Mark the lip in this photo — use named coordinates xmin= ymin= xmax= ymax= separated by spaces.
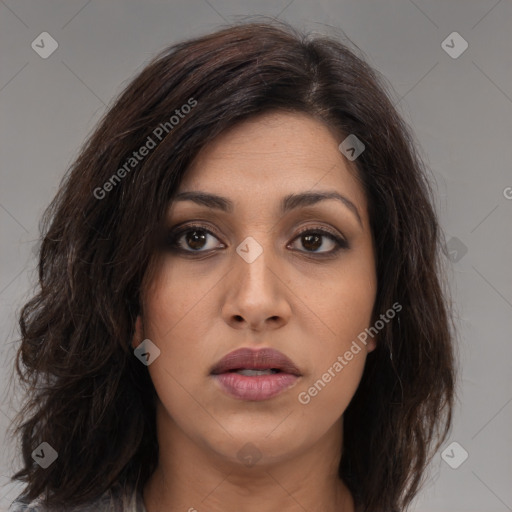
xmin=210 ymin=347 xmax=302 ymax=401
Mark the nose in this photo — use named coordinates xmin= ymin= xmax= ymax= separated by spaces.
xmin=220 ymin=238 xmax=292 ymax=333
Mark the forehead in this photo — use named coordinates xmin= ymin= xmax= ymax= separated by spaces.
xmin=175 ymin=111 xmax=368 ymax=219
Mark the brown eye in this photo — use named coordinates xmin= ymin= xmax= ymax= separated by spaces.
xmin=166 ymin=224 xmax=348 ymax=257
xmin=301 ymin=233 xmax=323 ymax=252
xmin=167 ymin=224 xmax=224 ymax=253
xmin=289 ymin=228 xmax=349 ymax=254
xmin=182 ymin=229 xmax=208 ymax=251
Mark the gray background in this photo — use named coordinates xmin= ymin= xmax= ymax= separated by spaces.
xmin=1 ymin=1 xmax=511 ymax=511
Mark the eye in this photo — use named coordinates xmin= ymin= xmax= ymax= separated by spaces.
xmin=166 ymin=224 xmax=349 ymax=255
xmin=288 ymin=226 xmax=349 ymax=254
xmin=168 ymin=224 xmax=224 ymax=253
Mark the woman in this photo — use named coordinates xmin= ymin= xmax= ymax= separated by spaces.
xmin=7 ymin=19 xmax=456 ymax=512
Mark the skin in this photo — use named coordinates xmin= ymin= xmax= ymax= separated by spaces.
xmin=132 ymin=111 xmax=378 ymax=512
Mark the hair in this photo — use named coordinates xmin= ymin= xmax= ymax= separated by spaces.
xmin=7 ymin=17 xmax=457 ymax=512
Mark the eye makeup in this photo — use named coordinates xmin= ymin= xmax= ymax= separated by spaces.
xmin=162 ymin=221 xmax=350 ymax=258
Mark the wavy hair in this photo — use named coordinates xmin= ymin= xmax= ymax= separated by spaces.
xmin=7 ymin=18 xmax=457 ymax=512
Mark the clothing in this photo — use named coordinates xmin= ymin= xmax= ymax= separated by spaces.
xmin=7 ymin=482 xmax=147 ymax=512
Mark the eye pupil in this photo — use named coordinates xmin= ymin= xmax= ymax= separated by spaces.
xmin=302 ymin=233 xmax=321 ymax=251
xmin=187 ymin=230 xmax=207 ymax=250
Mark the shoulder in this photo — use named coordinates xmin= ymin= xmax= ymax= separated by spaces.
xmin=7 ymin=482 xmax=144 ymax=512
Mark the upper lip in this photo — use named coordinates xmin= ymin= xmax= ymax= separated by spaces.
xmin=210 ymin=347 xmax=302 ymax=376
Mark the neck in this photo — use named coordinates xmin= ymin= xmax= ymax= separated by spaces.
xmin=143 ymin=402 xmax=355 ymax=512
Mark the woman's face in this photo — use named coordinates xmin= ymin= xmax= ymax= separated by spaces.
xmin=135 ymin=111 xmax=377 ymax=468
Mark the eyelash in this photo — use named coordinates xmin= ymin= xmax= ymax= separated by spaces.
xmin=166 ymin=223 xmax=349 ymax=257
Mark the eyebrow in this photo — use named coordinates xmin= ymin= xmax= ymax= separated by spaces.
xmin=173 ymin=190 xmax=363 ymax=228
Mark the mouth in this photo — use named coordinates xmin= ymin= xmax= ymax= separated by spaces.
xmin=210 ymin=347 xmax=302 ymax=401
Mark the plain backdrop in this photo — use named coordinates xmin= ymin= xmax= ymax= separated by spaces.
xmin=1 ymin=1 xmax=511 ymax=511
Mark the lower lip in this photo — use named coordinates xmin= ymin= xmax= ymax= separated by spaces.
xmin=211 ymin=372 xmax=300 ymax=401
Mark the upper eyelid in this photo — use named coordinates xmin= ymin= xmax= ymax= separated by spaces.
xmin=169 ymin=222 xmax=344 ymax=239
xmin=169 ymin=223 xmax=223 ymax=241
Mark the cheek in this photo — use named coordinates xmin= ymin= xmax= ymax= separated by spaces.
xmin=295 ymin=272 xmax=374 ymax=417
xmin=142 ymin=304 xmax=212 ymax=437
xmin=296 ymin=351 xmax=366 ymax=435
xmin=294 ymin=259 xmax=376 ymax=416
xmin=143 ymin=261 xmax=218 ymax=341
xmin=141 ymin=262 xmax=223 ymax=404
xmin=140 ymin=274 xmax=197 ymax=395
xmin=308 ymin=258 xmax=377 ymax=350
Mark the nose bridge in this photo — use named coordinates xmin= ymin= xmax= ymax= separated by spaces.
xmin=235 ymin=234 xmax=274 ymax=294
xmin=222 ymin=233 xmax=290 ymax=330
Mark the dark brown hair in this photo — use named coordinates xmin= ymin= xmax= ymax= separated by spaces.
xmin=7 ymin=18 xmax=456 ymax=512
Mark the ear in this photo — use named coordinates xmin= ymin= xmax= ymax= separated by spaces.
xmin=366 ymin=335 xmax=377 ymax=353
xmin=131 ymin=315 xmax=144 ymax=350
